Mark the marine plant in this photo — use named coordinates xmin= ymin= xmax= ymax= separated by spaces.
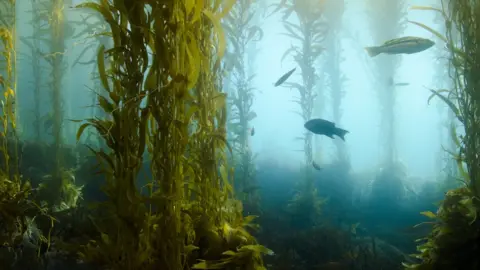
xmin=74 ymin=0 xmax=270 ymax=269
xmin=404 ymin=1 xmax=480 ymax=268
xmin=20 ymin=0 xmax=44 ymax=142
xmin=28 ymin=0 xmax=84 ymax=212
xmin=222 ymin=0 xmax=263 ymax=213
xmin=365 ymin=0 xmax=406 ymax=167
xmin=0 ymin=0 xmax=52 ymax=264
xmin=270 ymin=0 xmax=328 ymax=228
xmin=323 ymin=0 xmax=348 ymax=163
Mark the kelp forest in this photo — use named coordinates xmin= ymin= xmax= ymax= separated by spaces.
xmin=0 ymin=0 xmax=479 ymax=269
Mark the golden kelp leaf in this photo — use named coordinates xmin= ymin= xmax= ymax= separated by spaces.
xmin=243 ymin=215 xmax=258 ymax=224
xmin=408 ymin=20 xmax=447 ymax=43
xmin=98 ymin=95 xmax=115 ymax=113
xmin=192 ymin=0 xmax=204 ymax=23
xmin=3 ymin=87 xmax=14 ymax=98
xmin=137 ymin=108 xmax=150 ymax=158
xmin=203 ymin=10 xmax=226 ymax=60
xmin=97 ymin=45 xmax=111 ymax=92
xmin=450 ymin=123 xmax=461 ymax=148
xmin=420 ymin=211 xmax=436 ymax=219
xmin=144 ymin=65 xmax=157 ymax=91
xmin=185 ymin=0 xmax=195 ymax=16
xmin=212 ymin=93 xmax=226 ymax=110
xmin=217 ymin=0 xmax=237 ymax=19
xmin=192 ymin=260 xmax=227 ymax=269
xmin=76 ymin=123 xmax=90 ymax=142
xmin=219 ymin=164 xmax=228 ymax=184
xmin=100 ymin=233 xmax=109 ymax=244
xmin=184 ymin=244 xmax=199 ymax=254
xmin=457 ymin=158 xmax=470 ymax=182
xmin=186 ymin=33 xmax=201 ymax=89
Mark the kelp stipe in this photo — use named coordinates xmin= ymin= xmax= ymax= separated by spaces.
xmin=269 ymin=0 xmax=328 ymax=228
xmin=222 ymin=0 xmax=263 ymax=214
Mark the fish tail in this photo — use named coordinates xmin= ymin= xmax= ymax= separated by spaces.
xmin=365 ymin=46 xmax=382 ymax=57
xmin=335 ymin=128 xmax=349 ymax=141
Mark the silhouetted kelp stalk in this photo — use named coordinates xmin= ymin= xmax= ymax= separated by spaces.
xmin=323 ymin=0 xmax=348 ymax=164
xmin=74 ymin=0 xmax=270 ymax=269
xmin=405 ymin=1 xmax=480 ymax=268
xmin=365 ymin=0 xmax=406 ymax=168
xmin=19 ymin=0 xmax=44 ymax=142
xmin=268 ymin=0 xmax=328 ymax=228
xmin=0 ymin=0 xmax=53 ymax=260
xmin=222 ymin=0 xmax=263 ymax=212
xmin=26 ymin=0 xmax=84 ymax=212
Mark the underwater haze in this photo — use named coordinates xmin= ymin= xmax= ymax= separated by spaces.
xmin=0 ymin=0 xmax=473 ymax=269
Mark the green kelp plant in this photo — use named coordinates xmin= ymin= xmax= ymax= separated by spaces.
xmin=405 ymin=1 xmax=480 ymax=269
xmin=21 ymin=0 xmax=84 ymax=212
xmin=271 ymin=0 xmax=327 ymax=228
xmin=223 ymin=0 xmax=263 ymax=213
xmin=365 ymin=0 xmax=408 ymax=207
xmin=0 ymin=0 xmax=51 ymax=266
xmin=20 ymin=0 xmax=44 ymax=142
xmin=74 ymin=0 xmax=271 ymax=269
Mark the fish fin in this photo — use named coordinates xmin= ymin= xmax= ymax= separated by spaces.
xmin=335 ymin=128 xmax=349 ymax=141
xmin=325 ymin=133 xmax=335 ymax=139
xmin=365 ymin=46 xmax=381 ymax=57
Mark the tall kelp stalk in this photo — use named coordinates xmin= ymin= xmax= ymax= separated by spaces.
xmin=50 ymin=0 xmax=65 ymax=177
xmin=30 ymin=0 xmax=83 ymax=211
xmin=223 ymin=0 xmax=263 ymax=213
xmin=324 ymin=0 xmax=347 ymax=163
xmin=75 ymin=1 xmax=270 ymax=269
xmin=405 ymin=1 xmax=480 ymax=268
xmin=366 ymin=0 xmax=406 ymax=167
xmin=21 ymin=0 xmax=44 ymax=142
xmin=271 ymin=0 xmax=327 ymax=228
xmin=0 ymin=0 xmax=50 ymax=262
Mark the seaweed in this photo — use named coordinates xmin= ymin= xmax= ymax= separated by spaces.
xmin=74 ymin=1 xmax=269 ymax=269
xmin=270 ymin=0 xmax=328 ymax=228
xmin=405 ymin=1 xmax=480 ymax=268
xmin=222 ymin=0 xmax=263 ymax=214
xmin=365 ymin=0 xmax=406 ymax=167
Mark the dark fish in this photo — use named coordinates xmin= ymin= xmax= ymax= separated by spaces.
xmin=312 ymin=161 xmax=321 ymax=170
xmin=250 ymin=126 xmax=255 ymax=136
xmin=365 ymin=36 xmax=434 ymax=57
xmin=304 ymin=118 xmax=349 ymax=141
xmin=274 ymin=67 xmax=296 ymax=86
